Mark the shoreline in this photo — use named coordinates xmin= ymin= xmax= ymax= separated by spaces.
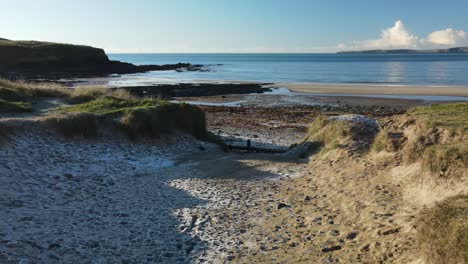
xmin=276 ymin=83 xmax=468 ymax=97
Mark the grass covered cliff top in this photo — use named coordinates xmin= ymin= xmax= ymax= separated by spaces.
xmin=0 ymin=39 xmax=109 ymax=67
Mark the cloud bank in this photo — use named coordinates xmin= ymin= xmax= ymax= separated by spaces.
xmin=343 ymin=20 xmax=466 ymax=51
xmin=424 ymin=28 xmax=466 ymax=46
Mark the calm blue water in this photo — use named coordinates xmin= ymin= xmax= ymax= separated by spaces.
xmin=107 ymin=53 xmax=468 ymax=86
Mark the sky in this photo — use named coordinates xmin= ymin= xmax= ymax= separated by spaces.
xmin=1 ymin=0 xmax=468 ymax=53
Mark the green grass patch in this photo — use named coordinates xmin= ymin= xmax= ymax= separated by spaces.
xmin=58 ymin=96 xmax=160 ymax=115
xmin=0 ymin=99 xmax=32 ymax=113
xmin=409 ymin=103 xmax=468 ymax=132
xmin=417 ymin=195 xmax=468 ymax=264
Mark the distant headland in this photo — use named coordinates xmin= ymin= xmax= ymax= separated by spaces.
xmin=0 ymin=38 xmax=205 ymax=80
xmin=337 ymin=47 xmax=468 ymax=54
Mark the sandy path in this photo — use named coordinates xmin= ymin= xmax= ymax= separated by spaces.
xmin=279 ymin=83 xmax=468 ymax=97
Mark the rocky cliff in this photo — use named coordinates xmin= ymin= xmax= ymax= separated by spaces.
xmin=0 ymin=39 xmax=203 ymax=79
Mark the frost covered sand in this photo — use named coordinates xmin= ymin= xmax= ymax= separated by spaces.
xmin=0 ymin=121 xmax=304 ymax=263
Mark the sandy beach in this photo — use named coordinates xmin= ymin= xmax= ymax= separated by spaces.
xmin=279 ymin=83 xmax=468 ymax=97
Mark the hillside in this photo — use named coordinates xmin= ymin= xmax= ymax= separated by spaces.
xmin=337 ymin=46 xmax=468 ymax=54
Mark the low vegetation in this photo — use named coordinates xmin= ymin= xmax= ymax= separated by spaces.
xmin=0 ymin=99 xmax=32 ymax=113
xmin=0 ymin=79 xmax=209 ymax=140
xmin=409 ymin=103 xmax=468 ymax=132
xmin=51 ymin=96 xmax=208 ymax=139
xmin=0 ymin=79 xmax=69 ymax=113
xmin=0 ymin=79 xmax=69 ymax=100
xmin=417 ymin=195 xmax=468 ymax=264
xmin=302 ymin=115 xmax=374 ymax=153
xmin=372 ymin=103 xmax=467 ymax=179
xmin=46 ymin=113 xmax=100 ymax=138
xmin=422 ymin=145 xmax=468 ymax=178
xmin=58 ymin=96 xmax=160 ymax=115
xmin=121 ymin=103 xmax=207 ymax=139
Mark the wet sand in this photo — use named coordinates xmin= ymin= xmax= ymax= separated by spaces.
xmin=279 ymin=83 xmax=468 ymax=97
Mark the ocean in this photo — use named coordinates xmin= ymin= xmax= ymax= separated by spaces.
xmin=107 ymin=53 xmax=468 ymax=87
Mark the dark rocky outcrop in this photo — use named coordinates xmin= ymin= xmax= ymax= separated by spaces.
xmin=0 ymin=39 xmax=205 ymax=79
xmin=119 ymin=83 xmax=272 ymax=99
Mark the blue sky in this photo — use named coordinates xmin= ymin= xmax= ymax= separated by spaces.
xmin=1 ymin=0 xmax=467 ymax=53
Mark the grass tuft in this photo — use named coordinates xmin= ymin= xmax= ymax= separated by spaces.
xmin=0 ymin=78 xmax=69 ymax=100
xmin=417 ymin=195 xmax=468 ymax=264
xmin=409 ymin=103 xmax=468 ymax=132
xmin=0 ymin=78 xmax=69 ymax=112
xmin=303 ymin=115 xmax=372 ymax=152
xmin=67 ymin=87 xmax=134 ymax=104
xmin=422 ymin=145 xmax=468 ymax=178
xmin=0 ymin=99 xmax=32 ymax=113
xmin=46 ymin=113 xmax=99 ymax=138
xmin=59 ymin=96 xmax=160 ymax=115
xmin=120 ymin=102 xmax=207 ymax=139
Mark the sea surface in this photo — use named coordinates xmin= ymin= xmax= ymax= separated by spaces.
xmin=107 ymin=53 xmax=468 ymax=86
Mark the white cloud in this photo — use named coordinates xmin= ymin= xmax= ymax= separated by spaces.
xmin=350 ymin=20 xmax=419 ymax=50
xmin=340 ymin=20 xmax=466 ymax=51
xmin=423 ymin=28 xmax=466 ymax=46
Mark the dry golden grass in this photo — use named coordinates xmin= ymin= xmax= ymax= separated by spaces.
xmin=417 ymin=195 xmax=468 ymax=264
xmin=302 ymin=115 xmax=373 ymax=153
xmin=0 ymin=78 xmax=70 ymax=100
xmin=0 ymin=78 xmax=70 ymax=113
xmin=422 ymin=145 xmax=468 ymax=179
xmin=68 ymin=86 xmax=133 ymax=104
xmin=371 ymin=103 xmax=467 ymax=179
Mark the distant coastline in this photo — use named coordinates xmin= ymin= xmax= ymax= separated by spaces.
xmin=337 ymin=46 xmax=468 ymax=54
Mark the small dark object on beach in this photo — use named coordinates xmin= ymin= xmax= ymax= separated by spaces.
xmin=277 ymin=202 xmax=290 ymax=210
xmin=247 ymin=139 xmax=251 ymax=149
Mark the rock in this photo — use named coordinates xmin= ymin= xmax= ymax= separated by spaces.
xmin=360 ymin=244 xmax=370 ymax=252
xmin=121 ymin=83 xmax=271 ymax=99
xmin=304 ymin=195 xmax=311 ymax=201
xmin=378 ymin=228 xmax=400 ymax=236
xmin=85 ymin=240 xmax=99 ymax=248
xmin=329 ymin=230 xmax=340 ymax=236
xmin=346 ymin=232 xmax=358 ymax=240
xmin=277 ymin=202 xmax=290 ymax=210
xmin=48 ymin=243 xmax=61 ymax=250
xmin=64 ymin=173 xmax=74 ymax=180
xmin=321 ymin=245 xmax=342 ymax=252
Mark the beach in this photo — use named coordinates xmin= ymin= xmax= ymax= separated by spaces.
xmin=278 ymin=83 xmax=468 ymax=97
xmin=1 ymin=39 xmax=467 ymax=263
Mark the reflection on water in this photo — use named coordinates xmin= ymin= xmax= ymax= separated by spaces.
xmin=384 ymin=62 xmax=405 ymax=84
xmin=427 ymin=61 xmax=451 ymax=83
